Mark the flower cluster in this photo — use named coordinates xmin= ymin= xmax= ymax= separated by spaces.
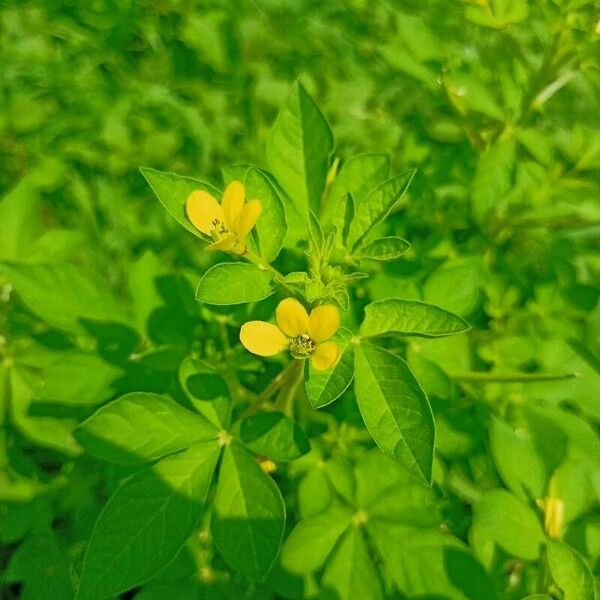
xmin=186 ymin=184 xmax=341 ymax=372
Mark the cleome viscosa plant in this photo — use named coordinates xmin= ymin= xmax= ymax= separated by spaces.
xmin=73 ymin=82 xmax=471 ymax=599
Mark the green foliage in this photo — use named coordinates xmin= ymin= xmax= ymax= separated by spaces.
xmin=354 ymin=341 xmax=435 ymax=484
xmin=195 ymin=263 xmax=274 ymax=305
xmin=1 ymin=0 xmax=599 ymax=598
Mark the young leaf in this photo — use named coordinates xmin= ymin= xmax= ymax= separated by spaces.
xmin=305 ymin=328 xmax=355 ymax=408
xmin=360 ymin=299 xmax=469 ymax=338
xmin=222 ymin=165 xmax=287 ymax=262
xmin=195 ymin=263 xmax=274 ymax=305
xmin=354 ymin=341 xmax=435 ymax=484
xmin=75 ymin=392 xmax=218 ymax=465
xmin=471 ymin=489 xmax=545 ymax=560
xmin=323 ymin=153 xmax=390 ymax=230
xmin=308 ymin=209 xmax=325 ymax=250
xmin=239 ymin=411 xmax=310 ymax=461
xmin=358 ymin=237 xmax=410 ymax=261
xmin=322 ymin=525 xmax=383 ymax=600
xmin=75 ymin=442 xmax=220 ymax=600
xmin=281 ymin=505 xmax=352 ymax=574
xmin=211 ymin=442 xmax=285 ymax=579
xmin=547 ymin=540 xmax=596 ymax=600
xmin=266 ymin=81 xmax=333 ymax=215
xmin=140 ymin=167 xmax=221 ymax=238
xmin=347 ymin=170 xmax=415 ymax=251
xmin=179 ymin=356 xmax=231 ymax=429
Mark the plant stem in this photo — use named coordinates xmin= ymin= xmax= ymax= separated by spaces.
xmin=275 ymin=360 xmax=304 ymax=417
xmin=450 ymin=372 xmax=578 ymax=383
xmin=244 ymin=360 xmax=302 ymax=415
xmin=244 ymin=250 xmax=295 ymax=294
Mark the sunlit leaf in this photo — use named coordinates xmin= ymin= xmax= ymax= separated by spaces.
xmin=75 ymin=392 xmax=218 ymax=465
xmin=76 ymin=442 xmax=220 ymax=599
xmin=354 ymin=341 xmax=435 ymax=484
xmin=195 ymin=263 xmax=274 ymax=305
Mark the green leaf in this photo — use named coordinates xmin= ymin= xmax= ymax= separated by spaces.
xmin=127 ymin=250 xmax=169 ymax=335
xmin=266 ymin=81 xmax=333 ymax=215
xmin=10 ymin=368 xmax=80 ymax=456
xmin=305 ymin=328 xmax=355 ymax=408
xmin=76 ymin=442 xmax=220 ymax=600
xmin=547 ymin=540 xmax=596 ymax=600
xmin=471 ymin=489 xmax=545 ymax=560
xmin=423 ymin=265 xmax=478 ymax=316
xmin=322 ymin=153 xmax=390 ymax=235
xmin=239 ymin=411 xmax=310 ymax=461
xmin=490 ymin=417 xmax=545 ymax=501
xmin=327 ymin=154 xmax=390 ymax=210
xmin=322 ymin=526 xmax=382 ymax=600
xmin=354 ymin=341 xmax=435 ymax=484
xmin=360 ymin=299 xmax=470 ymax=338
xmin=4 ymin=532 xmax=74 ymax=599
xmin=298 ymin=468 xmax=333 ymax=519
xmin=358 ymin=236 xmax=410 ymax=261
xmin=471 ymin=139 xmax=516 ymax=223
xmin=355 ymin=451 xmax=440 ymax=526
xmin=195 ymin=263 xmax=274 ymax=305
xmin=222 ymin=165 xmax=287 ymax=262
xmin=445 ymin=73 xmax=504 ymax=120
xmin=0 ymin=179 xmax=42 ymax=261
xmin=369 ymin=525 xmax=496 ymax=600
xmin=464 ymin=0 xmax=528 ymax=28
xmin=30 ymin=351 xmax=122 ymax=407
xmin=347 ymin=170 xmax=415 ymax=251
xmin=0 ymin=262 xmax=127 ymax=333
xmin=281 ymin=505 xmax=352 ymax=574
xmin=179 ymin=356 xmax=231 ymax=429
xmin=75 ymin=392 xmax=218 ymax=465
xmin=211 ymin=442 xmax=285 ymax=579
xmin=140 ymin=167 xmax=221 ymax=238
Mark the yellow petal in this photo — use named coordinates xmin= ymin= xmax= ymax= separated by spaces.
xmin=186 ymin=191 xmax=224 ymax=236
xmin=232 ymin=199 xmax=262 ymax=237
xmin=276 ymin=298 xmax=309 ymax=337
xmin=311 ymin=341 xmax=340 ymax=371
xmin=308 ymin=304 xmax=340 ymax=342
xmin=240 ymin=321 xmax=288 ymax=357
xmin=205 ymin=235 xmax=238 ymax=252
xmin=222 ymin=181 xmax=245 ymax=228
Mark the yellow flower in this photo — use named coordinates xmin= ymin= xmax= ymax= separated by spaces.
xmin=186 ymin=181 xmax=261 ymax=255
xmin=240 ymin=298 xmax=341 ymax=371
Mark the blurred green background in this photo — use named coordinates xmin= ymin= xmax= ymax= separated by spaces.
xmin=1 ymin=0 xmax=599 ymax=599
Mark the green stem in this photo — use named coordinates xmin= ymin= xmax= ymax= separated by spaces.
xmin=536 ymin=544 xmax=550 ymax=594
xmin=244 ymin=250 xmax=295 ymax=295
xmin=275 ymin=360 xmax=304 ymax=417
xmin=450 ymin=372 xmax=578 ymax=383
xmin=244 ymin=359 xmax=301 ymax=415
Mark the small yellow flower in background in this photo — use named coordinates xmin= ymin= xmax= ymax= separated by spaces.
xmin=186 ymin=180 xmax=261 ymax=255
xmin=240 ymin=298 xmax=341 ymax=371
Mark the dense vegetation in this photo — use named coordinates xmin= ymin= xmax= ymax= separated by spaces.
xmin=1 ymin=1 xmax=599 ymax=599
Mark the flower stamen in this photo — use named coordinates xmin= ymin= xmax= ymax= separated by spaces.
xmin=289 ymin=333 xmax=316 ymax=359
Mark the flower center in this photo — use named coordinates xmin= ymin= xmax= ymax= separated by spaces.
xmin=210 ymin=218 xmax=231 ymax=240
xmin=289 ymin=333 xmax=316 ymax=359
